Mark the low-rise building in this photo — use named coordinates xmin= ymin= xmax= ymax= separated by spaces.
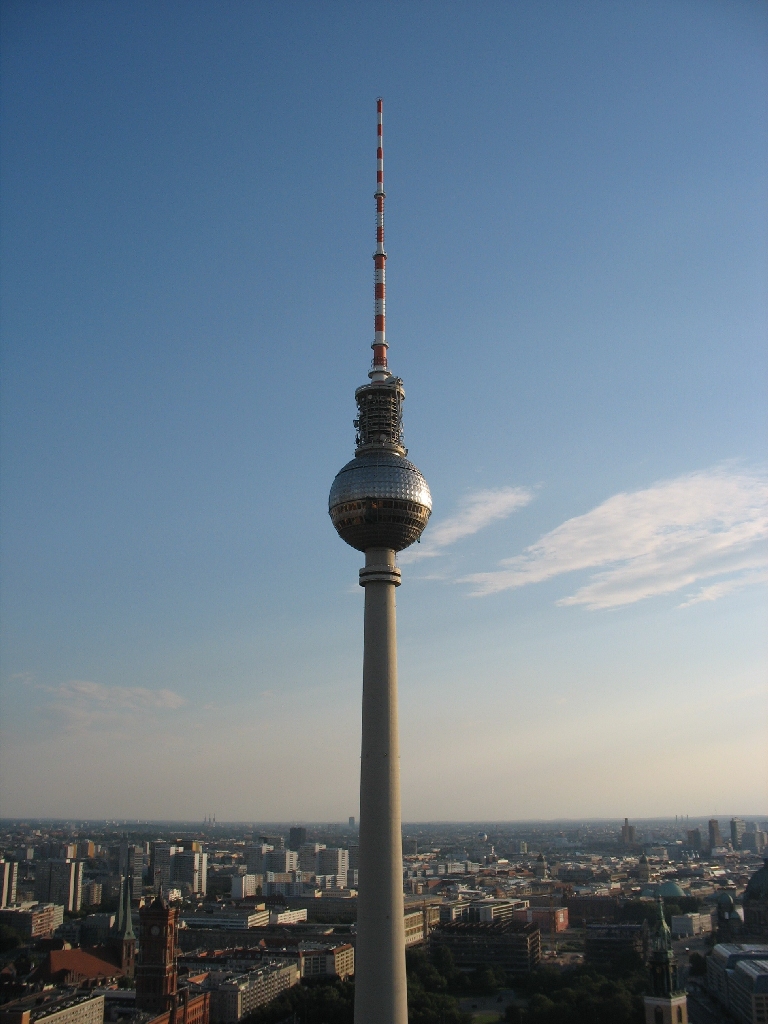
xmin=206 ymin=961 xmax=299 ymax=1023
xmin=0 ymin=993 xmax=104 ymax=1024
xmin=566 ymin=895 xmax=620 ymax=926
xmin=268 ymin=908 xmax=307 ymax=926
xmin=512 ymin=906 xmax=569 ymax=934
xmin=403 ymin=905 xmax=441 ymax=947
xmin=707 ymin=944 xmax=768 ymax=1011
xmin=299 ymin=944 xmax=354 ymax=981
xmin=728 ymin=958 xmax=768 ymax=1024
xmin=671 ymin=912 xmax=712 ymax=938
xmin=585 ymin=923 xmax=649 ymax=970
xmin=282 ymin=894 xmax=357 ymax=923
xmin=429 ymin=920 xmax=541 ymax=975
xmin=0 ymin=903 xmax=64 ymax=939
xmin=80 ymin=912 xmax=116 ymax=945
xmin=230 ymin=875 xmax=261 ymax=900
xmin=181 ymin=909 xmax=269 ymax=930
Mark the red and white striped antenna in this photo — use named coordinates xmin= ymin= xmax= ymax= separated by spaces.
xmin=371 ymin=97 xmax=389 ymax=379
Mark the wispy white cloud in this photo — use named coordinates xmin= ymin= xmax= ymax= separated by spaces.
xmin=400 ymin=486 xmax=533 ymax=563
xmin=40 ymin=680 xmax=186 ymax=732
xmin=462 ymin=466 xmax=768 ymax=609
xmin=678 ymin=568 xmax=768 ymax=608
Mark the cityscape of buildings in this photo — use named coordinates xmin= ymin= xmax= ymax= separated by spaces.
xmin=0 ymin=817 xmax=767 ymax=1023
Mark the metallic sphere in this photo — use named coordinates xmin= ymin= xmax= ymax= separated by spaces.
xmin=329 ymin=451 xmax=432 ymax=552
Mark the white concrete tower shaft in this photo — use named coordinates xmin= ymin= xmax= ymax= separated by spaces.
xmin=355 ymin=547 xmax=408 ymax=1024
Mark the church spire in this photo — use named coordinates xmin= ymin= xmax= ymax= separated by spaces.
xmin=118 ymin=873 xmax=135 ymax=940
xmin=644 ymin=897 xmax=688 ymax=1022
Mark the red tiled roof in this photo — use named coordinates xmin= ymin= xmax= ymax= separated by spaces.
xmin=32 ymin=949 xmax=124 ymax=984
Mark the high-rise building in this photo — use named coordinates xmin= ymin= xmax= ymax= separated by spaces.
xmin=686 ymin=829 xmax=701 ymax=851
xmin=264 ymin=850 xmax=297 ymax=874
xmin=150 ymin=843 xmax=181 ymax=893
xmin=730 ymin=818 xmax=747 ymax=850
xmin=318 ymin=848 xmax=349 ymax=877
xmin=259 ymin=835 xmax=284 ymax=850
xmin=328 ymin=99 xmax=432 ymax=1024
xmin=119 ymin=842 xmax=145 ymax=896
xmin=0 ymin=860 xmax=18 ymax=908
xmin=174 ymin=849 xmax=208 ymax=896
xmin=34 ymin=859 xmax=83 ymax=912
xmin=81 ymin=880 xmax=103 ymax=907
xmin=709 ymin=820 xmax=723 ymax=851
xmin=298 ymin=844 xmax=325 ymax=873
xmin=742 ymin=829 xmax=767 ymax=853
xmin=244 ymin=844 xmax=271 ymax=874
xmin=289 ymin=828 xmax=307 ymax=851
xmin=231 ymin=874 xmax=261 ymax=899
xmin=621 ymin=818 xmax=637 ymax=846
xmin=643 ymin=899 xmax=688 ymax=1024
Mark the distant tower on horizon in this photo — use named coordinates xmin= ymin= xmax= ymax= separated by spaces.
xmin=329 ymin=98 xmax=432 ymax=1024
xmin=621 ymin=817 xmax=637 ymax=847
xmin=708 ymin=818 xmax=722 ymax=851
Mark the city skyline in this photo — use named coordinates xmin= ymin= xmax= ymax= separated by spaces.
xmin=1 ymin=1 xmax=766 ymax=821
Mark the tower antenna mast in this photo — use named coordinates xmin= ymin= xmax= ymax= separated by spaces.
xmin=371 ymin=97 xmax=388 ymax=379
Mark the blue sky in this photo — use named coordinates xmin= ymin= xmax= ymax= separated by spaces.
xmin=1 ymin=0 xmax=766 ymax=821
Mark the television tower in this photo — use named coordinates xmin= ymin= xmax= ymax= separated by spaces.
xmin=329 ymin=99 xmax=432 ymax=1024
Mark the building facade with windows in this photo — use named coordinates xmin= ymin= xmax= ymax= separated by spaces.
xmin=429 ymin=920 xmax=541 ymax=974
xmin=206 ymin=962 xmax=299 ymax=1024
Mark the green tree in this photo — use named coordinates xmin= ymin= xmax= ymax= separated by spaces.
xmin=688 ymin=952 xmax=707 ymax=977
xmin=512 ymin=965 xmax=646 ymax=1024
xmin=0 ymin=924 xmax=21 ymax=953
xmin=243 ymin=978 xmax=354 ymax=1024
xmin=619 ymin=901 xmax=658 ymax=927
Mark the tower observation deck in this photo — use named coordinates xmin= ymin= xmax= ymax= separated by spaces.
xmin=328 ymin=99 xmax=430 ymax=1024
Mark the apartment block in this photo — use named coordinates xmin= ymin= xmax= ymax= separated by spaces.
xmin=288 ymin=828 xmax=307 ymax=851
xmin=0 ymin=904 xmax=65 ymax=940
xmin=175 ymin=850 xmax=208 ymax=896
xmin=206 ymin=961 xmax=299 ymax=1024
xmin=1 ymin=861 xmax=18 ymax=908
xmin=297 ymin=844 xmax=324 ymax=873
xmin=299 ymin=944 xmax=354 ymax=981
xmin=0 ymin=993 xmax=104 ymax=1024
xmin=34 ymin=861 xmax=83 ymax=913
xmin=430 ymin=920 xmax=541 ymax=975
xmin=231 ymin=875 xmax=262 ymax=900
xmin=317 ymin=849 xmax=348 ymax=877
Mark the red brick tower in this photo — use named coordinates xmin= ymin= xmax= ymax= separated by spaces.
xmin=136 ymin=896 xmax=178 ymax=1013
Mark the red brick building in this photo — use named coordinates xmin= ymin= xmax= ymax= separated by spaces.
xmin=512 ymin=906 xmax=569 ymax=934
xmin=136 ymin=897 xmax=209 ymax=1024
